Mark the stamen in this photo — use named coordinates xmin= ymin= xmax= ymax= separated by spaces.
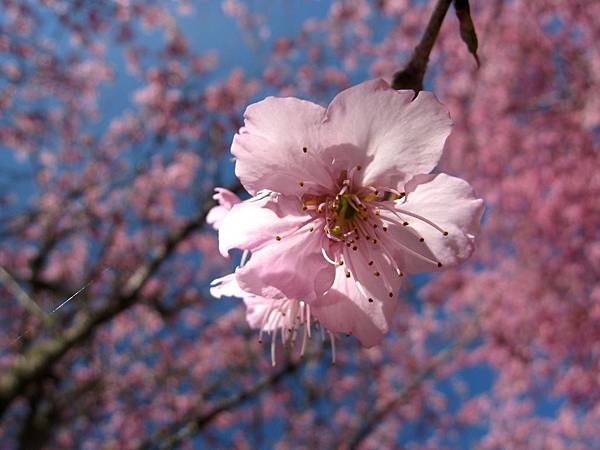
xmin=347 ymin=165 xmax=362 ymax=184
xmin=351 ymin=194 xmax=365 ymax=208
xmin=330 ymin=332 xmax=336 ymax=365
xmin=343 ymin=247 xmax=372 ymax=300
xmin=300 ymin=325 xmax=308 ymax=357
xmin=322 ymin=247 xmax=338 ymax=265
xmin=361 ymin=228 xmax=403 ymax=294
xmin=347 ymin=197 xmax=361 ymax=212
xmin=240 ymin=249 xmax=250 ymax=267
xmin=392 ymin=238 xmax=442 ymax=267
xmin=380 ymin=203 xmax=448 ymax=236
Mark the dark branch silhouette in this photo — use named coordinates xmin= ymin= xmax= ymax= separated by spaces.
xmin=392 ymin=0 xmax=453 ymax=92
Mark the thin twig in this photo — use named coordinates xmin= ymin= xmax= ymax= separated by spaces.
xmin=139 ymin=353 xmax=316 ymax=450
xmin=340 ymin=338 xmax=470 ymax=450
xmin=0 ymin=266 xmax=51 ymax=327
xmin=392 ymin=0 xmax=453 ymax=91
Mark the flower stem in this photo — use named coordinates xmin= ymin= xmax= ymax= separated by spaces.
xmin=392 ymin=0 xmax=453 ymax=92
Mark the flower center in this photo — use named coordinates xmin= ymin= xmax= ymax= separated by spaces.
xmin=296 ymin=163 xmax=449 ymax=282
xmin=336 ymin=193 xmax=359 ymax=221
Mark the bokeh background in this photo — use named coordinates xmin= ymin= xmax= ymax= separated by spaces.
xmin=1 ymin=0 xmax=599 ymax=448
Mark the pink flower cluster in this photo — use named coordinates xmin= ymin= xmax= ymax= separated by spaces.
xmin=210 ymin=79 xmax=483 ymax=360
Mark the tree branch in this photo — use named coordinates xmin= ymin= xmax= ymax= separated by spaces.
xmin=0 ymin=266 xmax=52 ymax=328
xmin=138 ymin=355 xmax=311 ymax=450
xmin=339 ymin=340 xmax=466 ymax=450
xmin=0 ymin=182 xmax=242 ymax=419
xmin=392 ymin=0 xmax=453 ymax=91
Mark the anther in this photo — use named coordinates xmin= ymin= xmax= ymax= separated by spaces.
xmin=419 ymin=238 xmax=424 ymax=242
xmin=302 ymin=147 xmax=307 ymax=153
xmin=309 ymin=227 xmax=314 ymax=232
xmin=345 ymin=271 xmax=351 ymax=278
xmin=275 ymin=235 xmax=282 ymax=241
xmin=443 ymin=231 xmax=448 ymax=236
xmin=373 ymin=224 xmax=378 ymax=229
xmin=352 ymin=246 xmax=358 ymax=251
xmin=338 ymin=261 xmax=344 ymax=266
xmin=372 ymin=239 xmax=377 ymax=244
xmin=368 ymin=260 xmax=374 ymax=266
xmin=388 ymin=292 xmax=393 ymax=298
xmin=368 ymin=298 xmax=373 ymax=303
xmin=382 ymin=227 xmax=388 ymax=232
xmin=437 ymin=262 xmax=443 ymax=268
xmin=403 ymin=222 xmax=409 ymax=226
xmin=299 ymin=181 xmax=304 ymax=187
xmin=356 ymin=165 xmax=362 ymax=171
xmin=373 ymin=271 xmax=380 ymax=277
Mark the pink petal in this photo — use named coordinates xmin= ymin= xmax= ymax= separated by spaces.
xmin=213 ymin=187 xmax=241 ymax=209
xmin=210 ymin=273 xmax=248 ymax=298
xmin=218 ymin=193 xmax=309 ymax=257
xmin=210 ymin=272 xmax=290 ymax=332
xmin=232 ymin=97 xmax=336 ymax=196
xmin=243 ymin=296 xmax=275 ymax=330
xmin=399 ymin=173 xmax=484 ymax=269
xmin=236 ymin=227 xmax=335 ymax=301
xmin=378 ymin=216 xmax=441 ymax=273
xmin=312 ymin=250 xmax=401 ymax=347
xmin=324 ymin=79 xmax=452 ymax=187
xmin=242 ymin=297 xmax=302 ymax=332
xmin=206 ymin=206 xmax=229 ymax=231
xmin=207 ymin=188 xmax=241 ymax=230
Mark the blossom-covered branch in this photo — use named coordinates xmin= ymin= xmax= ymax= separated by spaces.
xmin=0 ymin=183 xmax=242 ymax=419
xmin=341 ymin=337 xmax=472 ymax=449
xmin=139 ymin=354 xmax=315 ymax=450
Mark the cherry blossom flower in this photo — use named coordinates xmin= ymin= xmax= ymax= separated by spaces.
xmin=208 ymin=188 xmax=329 ymax=364
xmin=209 ymin=188 xmax=344 ymax=363
xmin=216 ymin=79 xmax=484 ymax=347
